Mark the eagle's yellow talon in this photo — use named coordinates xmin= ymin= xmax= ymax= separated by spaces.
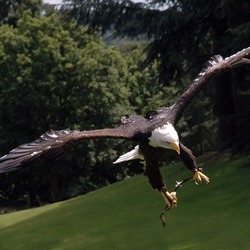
xmin=161 ymin=191 xmax=178 ymax=209
xmin=193 ymin=171 xmax=209 ymax=184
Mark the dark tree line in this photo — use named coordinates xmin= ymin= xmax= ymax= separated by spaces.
xmin=0 ymin=4 xmax=168 ymax=208
xmin=0 ymin=9 xmax=136 ymax=207
xmin=0 ymin=0 xmax=249 ymax=210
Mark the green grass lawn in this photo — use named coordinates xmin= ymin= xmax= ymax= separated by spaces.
xmin=0 ymin=153 xmax=250 ymax=250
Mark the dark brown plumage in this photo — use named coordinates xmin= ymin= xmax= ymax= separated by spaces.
xmin=0 ymin=47 xmax=249 ymax=222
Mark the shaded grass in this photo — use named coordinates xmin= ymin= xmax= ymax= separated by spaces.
xmin=0 ymin=154 xmax=250 ymax=249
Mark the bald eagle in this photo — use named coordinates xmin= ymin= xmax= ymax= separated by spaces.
xmin=0 ymin=47 xmax=249 ymax=224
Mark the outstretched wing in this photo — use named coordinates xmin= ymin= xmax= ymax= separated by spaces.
xmin=170 ymin=47 xmax=250 ymax=124
xmin=0 ymin=127 xmax=133 ymax=173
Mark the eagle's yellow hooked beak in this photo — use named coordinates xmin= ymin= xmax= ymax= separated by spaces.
xmin=170 ymin=141 xmax=180 ymax=155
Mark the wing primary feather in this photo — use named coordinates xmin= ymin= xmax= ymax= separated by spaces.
xmin=0 ymin=127 xmax=133 ymax=173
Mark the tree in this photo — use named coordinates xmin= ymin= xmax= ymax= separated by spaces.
xmin=64 ymin=0 xmax=250 ymax=152
xmin=0 ymin=11 xmax=136 ymax=206
xmin=0 ymin=0 xmax=42 ymax=26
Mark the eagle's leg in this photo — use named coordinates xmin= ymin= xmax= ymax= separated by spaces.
xmin=139 ymin=143 xmax=179 ymax=226
xmin=160 ymin=188 xmax=178 ymax=227
xmin=179 ymin=143 xmax=209 ymax=184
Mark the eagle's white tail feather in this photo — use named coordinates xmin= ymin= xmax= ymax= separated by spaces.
xmin=113 ymin=145 xmax=144 ymax=164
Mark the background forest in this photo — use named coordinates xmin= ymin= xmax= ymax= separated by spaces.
xmin=0 ymin=0 xmax=249 ymax=209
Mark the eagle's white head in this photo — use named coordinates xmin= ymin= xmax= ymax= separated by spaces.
xmin=149 ymin=123 xmax=180 ymax=154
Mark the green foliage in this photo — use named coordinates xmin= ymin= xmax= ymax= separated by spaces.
xmin=120 ymin=43 xmax=179 ymax=115
xmin=0 ymin=154 xmax=250 ymax=249
xmin=0 ymin=11 xmax=137 ymax=205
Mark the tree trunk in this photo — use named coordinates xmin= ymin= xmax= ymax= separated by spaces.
xmin=214 ymin=73 xmax=236 ymax=150
xmin=50 ymin=172 xmax=60 ymax=202
xmin=214 ymin=69 xmax=250 ymax=152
